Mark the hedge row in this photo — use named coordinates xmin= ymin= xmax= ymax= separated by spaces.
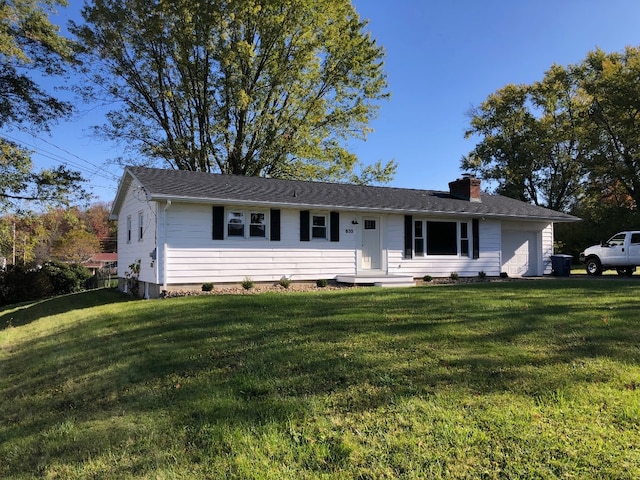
xmin=0 ymin=262 xmax=93 ymax=307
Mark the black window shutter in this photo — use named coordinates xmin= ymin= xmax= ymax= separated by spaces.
xmin=404 ymin=215 xmax=413 ymax=259
xmin=330 ymin=211 xmax=340 ymax=242
xmin=270 ymin=209 xmax=281 ymax=241
xmin=472 ymin=218 xmax=480 ymax=259
xmin=212 ymin=206 xmax=224 ymax=240
xmin=300 ymin=210 xmax=310 ymax=241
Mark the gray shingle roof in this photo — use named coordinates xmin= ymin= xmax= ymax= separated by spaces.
xmin=113 ymin=166 xmax=579 ymax=222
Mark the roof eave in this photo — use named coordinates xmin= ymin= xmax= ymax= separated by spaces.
xmin=146 ymin=193 xmax=580 ymax=222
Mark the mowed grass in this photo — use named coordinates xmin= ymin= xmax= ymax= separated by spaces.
xmin=1 ymin=280 xmax=639 ymax=479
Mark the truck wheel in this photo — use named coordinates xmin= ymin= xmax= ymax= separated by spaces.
xmin=585 ymin=257 xmax=602 ymax=276
xmin=616 ymin=267 xmax=635 ymax=277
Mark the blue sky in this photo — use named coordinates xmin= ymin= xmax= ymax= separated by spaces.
xmin=6 ymin=0 xmax=640 ymax=203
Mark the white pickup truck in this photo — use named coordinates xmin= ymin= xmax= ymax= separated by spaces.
xmin=580 ymin=231 xmax=640 ymax=276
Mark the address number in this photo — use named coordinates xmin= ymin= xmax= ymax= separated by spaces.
xmin=345 ymin=228 xmax=354 ymax=234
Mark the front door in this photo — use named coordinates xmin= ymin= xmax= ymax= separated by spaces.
xmin=362 ymin=217 xmax=381 ymax=270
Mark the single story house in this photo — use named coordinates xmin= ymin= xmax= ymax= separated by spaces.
xmin=110 ymin=166 xmax=579 ymax=298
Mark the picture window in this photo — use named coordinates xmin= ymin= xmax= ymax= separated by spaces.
xmin=411 ymin=220 xmax=471 ymax=257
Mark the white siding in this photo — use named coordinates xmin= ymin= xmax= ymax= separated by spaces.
xmin=115 ymin=179 xmax=158 ymax=285
xmin=163 ymin=204 xmax=357 ymax=284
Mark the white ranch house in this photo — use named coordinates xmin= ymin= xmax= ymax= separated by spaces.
xmin=110 ymin=167 xmax=579 ymax=298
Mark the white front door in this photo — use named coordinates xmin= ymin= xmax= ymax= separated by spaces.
xmin=362 ymin=217 xmax=381 ymax=270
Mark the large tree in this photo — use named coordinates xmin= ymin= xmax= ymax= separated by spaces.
xmin=72 ymin=0 xmax=395 ymax=183
xmin=0 ymin=0 xmax=86 ymax=209
xmin=578 ymin=47 xmax=640 ymax=208
xmin=464 ymin=46 xmax=640 ymax=216
xmin=463 ymin=64 xmax=588 ymax=212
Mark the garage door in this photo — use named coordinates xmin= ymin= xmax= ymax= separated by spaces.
xmin=502 ymin=231 xmax=538 ymax=276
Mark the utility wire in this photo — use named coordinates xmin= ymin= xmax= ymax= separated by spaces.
xmin=1 ymin=129 xmax=120 ymax=185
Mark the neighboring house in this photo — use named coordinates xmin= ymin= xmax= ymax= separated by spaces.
xmin=110 ymin=167 xmax=579 ymax=298
xmin=83 ymin=253 xmax=118 ymax=275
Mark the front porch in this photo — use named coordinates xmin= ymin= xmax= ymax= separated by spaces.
xmin=335 ymin=273 xmax=416 ymax=288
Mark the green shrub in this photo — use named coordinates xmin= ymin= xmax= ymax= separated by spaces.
xmin=316 ymin=279 xmax=328 ymax=288
xmin=201 ymin=282 xmax=214 ymax=292
xmin=500 ymin=272 xmax=509 ymax=279
xmin=279 ymin=276 xmax=291 ymax=288
xmin=0 ymin=265 xmax=41 ymax=306
xmin=41 ymin=262 xmax=92 ymax=295
xmin=242 ymin=277 xmax=254 ymax=290
xmin=422 ymin=275 xmax=433 ymax=282
xmin=450 ymin=271 xmax=459 ymax=280
xmin=125 ymin=259 xmax=141 ymax=296
xmin=0 ymin=262 xmax=91 ymax=306
xmin=478 ymin=271 xmax=487 ymax=279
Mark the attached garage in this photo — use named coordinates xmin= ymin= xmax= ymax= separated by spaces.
xmin=501 ymin=229 xmax=541 ymax=277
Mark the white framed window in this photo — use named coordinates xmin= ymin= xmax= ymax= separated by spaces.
xmin=127 ymin=216 xmax=132 ymax=243
xmin=227 ymin=211 xmax=245 ymax=237
xmin=227 ymin=209 xmax=267 ymax=239
xmin=460 ymin=222 xmax=470 ymax=256
xmin=311 ymin=214 xmax=327 ymax=239
xmin=414 ymin=220 xmax=424 ymax=256
xmin=138 ymin=211 xmax=144 ymax=241
xmin=249 ymin=212 xmax=266 ymax=238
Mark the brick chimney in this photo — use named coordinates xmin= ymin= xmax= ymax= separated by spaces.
xmin=448 ymin=174 xmax=481 ymax=203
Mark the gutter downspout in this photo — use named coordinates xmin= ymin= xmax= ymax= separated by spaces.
xmin=162 ymin=200 xmax=171 ymax=293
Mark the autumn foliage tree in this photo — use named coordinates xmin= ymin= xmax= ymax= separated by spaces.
xmin=52 ymin=229 xmax=101 ymax=263
xmin=0 ymin=204 xmax=114 ymax=266
xmin=72 ymin=0 xmax=395 ymax=184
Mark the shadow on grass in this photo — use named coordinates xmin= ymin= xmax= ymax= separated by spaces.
xmin=0 ymin=288 xmax=137 ymax=330
xmin=2 ymin=279 xmax=640 ymax=477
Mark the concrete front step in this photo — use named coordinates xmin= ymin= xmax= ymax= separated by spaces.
xmin=336 ymin=274 xmax=416 ymax=288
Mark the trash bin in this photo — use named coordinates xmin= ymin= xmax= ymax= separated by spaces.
xmin=550 ymin=254 xmax=573 ymax=276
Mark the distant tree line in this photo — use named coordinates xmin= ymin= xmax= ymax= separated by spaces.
xmin=464 ymin=46 xmax=640 ymax=258
xmin=0 ymin=203 xmax=115 ymax=267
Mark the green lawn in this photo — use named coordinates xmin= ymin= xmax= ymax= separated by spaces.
xmin=1 ymin=280 xmax=639 ymax=479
